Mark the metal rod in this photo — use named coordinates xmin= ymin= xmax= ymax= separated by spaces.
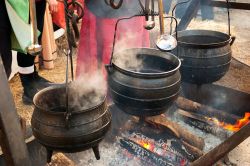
xmin=64 ymin=0 xmax=74 ymax=80
xmin=191 ymin=123 xmax=250 ymax=166
xmin=226 ymin=0 xmax=231 ymax=35
xmin=209 ymin=1 xmax=250 ymax=10
xmin=158 ymin=0 xmax=165 ymax=35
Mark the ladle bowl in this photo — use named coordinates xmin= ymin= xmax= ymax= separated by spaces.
xmin=156 ymin=34 xmax=177 ymax=52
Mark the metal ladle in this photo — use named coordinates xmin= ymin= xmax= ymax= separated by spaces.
xmin=144 ymin=0 xmax=155 ymax=30
xmin=156 ymin=0 xmax=177 ymax=51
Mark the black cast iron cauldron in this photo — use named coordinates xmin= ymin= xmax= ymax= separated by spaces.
xmin=31 ymin=84 xmax=111 ymax=162
xmin=175 ymin=30 xmax=235 ymax=84
xmin=106 ymin=48 xmax=181 ymax=116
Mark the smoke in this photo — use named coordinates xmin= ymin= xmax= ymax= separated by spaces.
xmin=68 ymin=70 xmax=107 ymax=110
xmin=112 ymin=29 xmax=147 ymax=72
xmin=170 ymin=110 xmax=225 ymax=153
xmin=112 ymin=49 xmax=144 ymax=72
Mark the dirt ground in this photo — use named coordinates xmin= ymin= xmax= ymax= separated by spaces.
xmin=7 ymin=5 xmax=250 ymax=166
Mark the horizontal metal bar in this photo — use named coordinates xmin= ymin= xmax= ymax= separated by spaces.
xmin=209 ymin=1 xmax=250 ymax=10
xmin=191 ymin=123 xmax=250 ymax=166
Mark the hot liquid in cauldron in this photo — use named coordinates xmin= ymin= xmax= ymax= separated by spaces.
xmin=117 ymin=53 xmax=177 ymax=74
xmin=39 ymin=89 xmax=105 ymax=112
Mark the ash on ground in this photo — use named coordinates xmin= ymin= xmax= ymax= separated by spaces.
xmin=169 ymin=111 xmax=234 ymax=153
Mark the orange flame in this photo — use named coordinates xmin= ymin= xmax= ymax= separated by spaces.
xmin=136 ymin=140 xmax=155 ymax=151
xmin=208 ymin=112 xmax=250 ymax=132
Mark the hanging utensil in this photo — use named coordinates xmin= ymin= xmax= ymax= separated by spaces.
xmin=63 ymin=0 xmax=76 ymax=127
xmin=156 ymin=0 xmax=177 ymax=52
xmin=144 ymin=0 xmax=155 ymax=30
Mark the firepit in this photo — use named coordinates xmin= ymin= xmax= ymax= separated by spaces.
xmin=66 ymin=58 xmax=250 ymax=166
xmin=31 ymin=84 xmax=111 ymax=162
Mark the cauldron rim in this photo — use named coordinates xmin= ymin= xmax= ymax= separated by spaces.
xmin=176 ymin=30 xmax=232 ymax=48
xmin=33 ymin=84 xmax=107 ymax=115
xmin=111 ymin=47 xmax=181 ymax=78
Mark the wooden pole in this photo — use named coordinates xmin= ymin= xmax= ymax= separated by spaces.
xmin=42 ymin=5 xmax=56 ymax=69
xmin=0 ymin=56 xmax=31 ymax=166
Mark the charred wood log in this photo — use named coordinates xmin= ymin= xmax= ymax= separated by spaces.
xmin=181 ymin=140 xmax=204 ymax=161
xmin=125 ymin=117 xmax=203 ymax=161
xmin=119 ymin=137 xmax=189 ymax=166
xmin=175 ymin=97 xmax=240 ymax=124
xmin=176 ymin=109 xmax=233 ymax=139
xmin=144 ymin=115 xmax=205 ymax=150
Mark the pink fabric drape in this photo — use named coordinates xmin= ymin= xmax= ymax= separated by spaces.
xmin=76 ymin=7 xmax=150 ymax=76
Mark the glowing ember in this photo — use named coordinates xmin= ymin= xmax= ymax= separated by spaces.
xmin=138 ymin=140 xmax=155 ymax=151
xmin=120 ymin=133 xmax=189 ymax=166
xmin=207 ymin=112 xmax=250 ymax=132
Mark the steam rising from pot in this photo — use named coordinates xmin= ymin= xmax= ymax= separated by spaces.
xmin=112 ymin=30 xmax=146 ymax=72
xmin=68 ymin=70 xmax=107 ymax=110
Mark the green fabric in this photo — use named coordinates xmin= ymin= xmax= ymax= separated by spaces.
xmin=7 ymin=0 xmax=29 ymax=23
xmin=5 ymin=0 xmax=40 ymax=53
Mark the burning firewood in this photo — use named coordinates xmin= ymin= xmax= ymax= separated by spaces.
xmin=144 ymin=115 xmax=205 ymax=151
xmin=119 ymin=137 xmax=189 ymax=166
xmin=176 ymin=109 xmax=232 ymax=139
xmin=125 ymin=118 xmax=203 ymax=161
xmin=181 ymin=140 xmax=204 ymax=160
xmin=175 ymin=96 xmax=240 ymax=124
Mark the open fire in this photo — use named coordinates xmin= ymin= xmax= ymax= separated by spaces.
xmin=64 ymin=63 xmax=250 ymax=166
xmin=119 ymin=133 xmax=189 ymax=166
xmin=207 ymin=112 xmax=250 ymax=132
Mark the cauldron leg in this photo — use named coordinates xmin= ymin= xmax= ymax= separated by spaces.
xmin=46 ymin=149 xmax=53 ymax=163
xmin=92 ymin=145 xmax=100 ymax=160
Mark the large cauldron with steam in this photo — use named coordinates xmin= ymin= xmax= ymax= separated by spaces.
xmin=106 ymin=48 xmax=181 ymax=116
xmin=31 ymin=84 xmax=111 ymax=162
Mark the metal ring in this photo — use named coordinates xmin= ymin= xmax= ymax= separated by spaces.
xmin=109 ymin=0 xmax=123 ymax=9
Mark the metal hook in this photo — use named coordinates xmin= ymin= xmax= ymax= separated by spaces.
xmin=109 ymin=0 xmax=123 ymax=9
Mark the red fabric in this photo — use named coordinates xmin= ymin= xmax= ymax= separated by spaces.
xmin=52 ymin=2 xmax=66 ymax=29
xmin=51 ymin=0 xmax=84 ymax=29
xmin=76 ymin=7 xmax=150 ymax=77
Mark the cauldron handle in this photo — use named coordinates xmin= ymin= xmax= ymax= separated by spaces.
xmin=109 ymin=14 xmax=178 ymax=66
xmin=164 ymin=16 xmax=178 ymax=40
xmin=109 ymin=15 xmax=142 ymax=66
xmin=64 ymin=49 xmax=73 ymax=129
xmin=230 ymin=36 xmax=236 ymax=46
xmin=170 ymin=0 xmax=232 ymax=36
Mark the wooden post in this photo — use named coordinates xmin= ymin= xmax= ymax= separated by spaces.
xmin=42 ymin=4 xmax=57 ymax=69
xmin=0 ymin=56 xmax=31 ymax=166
